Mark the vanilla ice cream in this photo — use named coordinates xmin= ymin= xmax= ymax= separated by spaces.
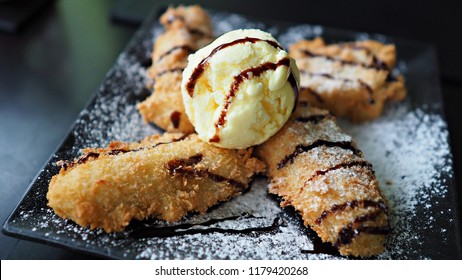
xmin=181 ymin=29 xmax=299 ymax=149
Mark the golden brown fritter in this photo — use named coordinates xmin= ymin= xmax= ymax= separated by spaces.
xmin=256 ymin=102 xmax=390 ymax=257
xmin=290 ymin=37 xmax=406 ymax=122
xmin=47 ymin=133 xmax=265 ymax=233
xmin=138 ymin=5 xmax=214 ymax=133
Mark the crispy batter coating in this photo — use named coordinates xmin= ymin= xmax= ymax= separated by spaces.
xmin=138 ymin=5 xmax=214 ymax=133
xmin=290 ymin=37 xmax=406 ymax=122
xmin=47 ymin=133 xmax=264 ymax=233
xmin=256 ymin=102 xmax=390 ymax=257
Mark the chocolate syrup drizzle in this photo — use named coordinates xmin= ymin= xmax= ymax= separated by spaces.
xmin=165 ymin=154 xmax=204 ymax=173
xmin=185 ymin=37 xmax=284 ymax=97
xmin=299 ymin=45 xmax=397 ymax=85
xmin=276 ymin=140 xmax=362 ymax=169
xmin=76 ymin=152 xmax=99 ymax=165
xmin=209 ymin=57 xmax=297 ymax=143
xmin=165 ymin=154 xmax=247 ymax=192
xmin=334 ymin=210 xmax=391 ymax=248
xmin=276 ymin=101 xmax=390 ymax=250
xmin=295 ymin=114 xmax=329 ymax=124
xmin=59 ymin=134 xmax=189 ymax=171
xmin=188 ymin=28 xmax=210 ymax=38
xmin=315 ymin=199 xmax=388 ymax=225
xmin=107 ymin=149 xmax=130 ymax=156
xmin=300 ymin=235 xmax=342 ymax=256
xmin=306 ymin=161 xmax=372 ymax=183
xmin=165 ymin=14 xmax=211 ymax=38
xmin=288 ymin=70 xmax=300 ymax=108
xmin=153 ymin=12 xmax=212 ymax=86
xmin=156 ymin=45 xmax=194 ymax=63
xmin=358 ymin=46 xmax=397 ymax=80
xmin=346 ymin=43 xmax=397 ymax=80
xmin=129 ymin=215 xmax=281 ymax=239
xmin=357 ymin=79 xmax=375 ymax=104
xmin=300 ymin=71 xmax=375 ymax=104
xmin=299 ymin=49 xmax=387 ymax=72
xmin=154 ymin=67 xmax=185 ymax=80
xmin=339 ymin=43 xmax=391 ymax=70
xmin=170 ymin=111 xmax=181 ymax=128
xmin=301 ymin=87 xmax=324 ymax=103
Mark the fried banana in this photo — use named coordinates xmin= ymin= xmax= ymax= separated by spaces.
xmin=256 ymin=102 xmax=390 ymax=257
xmin=47 ymin=133 xmax=264 ymax=233
xmin=138 ymin=5 xmax=214 ymax=133
xmin=290 ymin=37 xmax=406 ymax=122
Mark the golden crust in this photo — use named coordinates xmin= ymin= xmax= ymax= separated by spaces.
xmin=289 ymin=37 xmax=407 ymax=122
xmin=47 ymin=133 xmax=265 ymax=233
xmin=256 ymin=103 xmax=389 ymax=257
xmin=160 ymin=5 xmax=213 ymax=38
xmin=137 ymin=5 xmax=214 ymax=133
xmin=138 ymin=71 xmax=194 ymax=133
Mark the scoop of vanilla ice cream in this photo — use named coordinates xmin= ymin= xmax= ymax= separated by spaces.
xmin=181 ymin=29 xmax=299 ymax=149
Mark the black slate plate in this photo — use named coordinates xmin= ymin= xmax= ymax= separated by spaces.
xmin=3 ymin=8 xmax=461 ymax=259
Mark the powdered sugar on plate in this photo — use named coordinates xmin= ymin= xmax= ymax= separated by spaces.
xmin=339 ymin=102 xmax=454 ymax=258
xmin=6 ymin=11 xmax=457 ymax=260
xmin=278 ymin=24 xmax=324 ymax=48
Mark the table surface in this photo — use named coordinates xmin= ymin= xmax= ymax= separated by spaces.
xmin=1 ymin=0 xmax=461 ymax=259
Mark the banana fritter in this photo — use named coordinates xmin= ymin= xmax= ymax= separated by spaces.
xmin=290 ymin=37 xmax=406 ymax=122
xmin=256 ymin=102 xmax=390 ymax=257
xmin=47 ymin=133 xmax=264 ymax=232
xmin=138 ymin=5 xmax=214 ymax=133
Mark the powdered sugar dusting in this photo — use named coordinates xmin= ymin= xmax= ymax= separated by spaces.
xmin=72 ymin=52 xmax=162 ymax=152
xmin=339 ymin=103 xmax=453 ymax=257
xmin=278 ymin=24 xmax=324 ymax=48
xmin=134 ymin=179 xmax=326 ymax=260
xmin=341 ymin=104 xmax=451 ymax=212
xmin=8 ymin=11 xmax=457 ymax=260
xmin=212 ymin=13 xmax=267 ymax=36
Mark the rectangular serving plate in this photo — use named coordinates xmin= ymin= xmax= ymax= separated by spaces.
xmin=3 ymin=8 xmax=461 ymax=259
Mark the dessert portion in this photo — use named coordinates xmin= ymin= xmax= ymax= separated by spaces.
xmin=137 ymin=5 xmax=214 ymax=133
xmin=256 ymin=102 xmax=390 ymax=257
xmin=47 ymin=133 xmax=264 ymax=233
xmin=181 ymin=29 xmax=299 ymax=149
xmin=290 ymin=38 xmax=406 ymax=122
xmin=48 ymin=6 xmax=396 ymax=257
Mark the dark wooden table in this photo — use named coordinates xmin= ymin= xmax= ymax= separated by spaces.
xmin=1 ymin=0 xmax=461 ymax=259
